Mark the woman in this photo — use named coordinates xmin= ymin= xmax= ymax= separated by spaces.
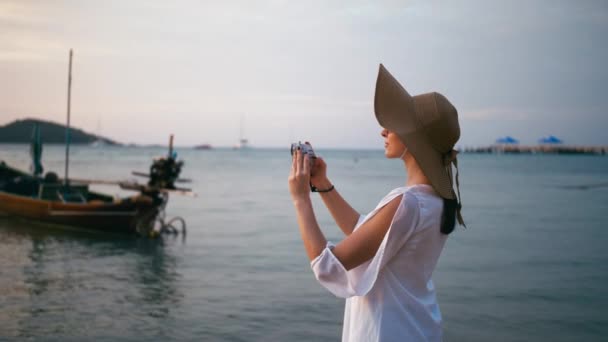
xmin=288 ymin=64 xmax=465 ymax=341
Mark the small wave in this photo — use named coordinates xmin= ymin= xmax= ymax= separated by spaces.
xmin=559 ymin=183 xmax=608 ymax=190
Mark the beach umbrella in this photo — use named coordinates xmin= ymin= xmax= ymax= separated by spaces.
xmin=30 ymin=123 xmax=44 ymax=177
xmin=495 ymin=136 xmax=519 ymax=144
xmin=538 ymin=135 xmax=563 ymax=144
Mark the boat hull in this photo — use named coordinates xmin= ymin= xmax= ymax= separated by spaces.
xmin=0 ymin=190 xmax=158 ymax=235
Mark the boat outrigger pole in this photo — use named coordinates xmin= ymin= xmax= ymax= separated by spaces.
xmin=64 ymin=49 xmax=73 ymax=187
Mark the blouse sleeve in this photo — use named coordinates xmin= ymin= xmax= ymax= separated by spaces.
xmin=310 ymin=191 xmax=420 ymax=298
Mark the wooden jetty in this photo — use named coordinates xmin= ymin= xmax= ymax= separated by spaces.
xmin=462 ymin=145 xmax=608 ymax=155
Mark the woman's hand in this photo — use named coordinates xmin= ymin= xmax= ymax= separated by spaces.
xmin=310 ymin=156 xmax=328 ymax=187
xmin=306 ymin=142 xmax=331 ymax=190
xmin=289 ymin=149 xmax=312 ymax=201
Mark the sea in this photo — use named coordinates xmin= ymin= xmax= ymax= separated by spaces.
xmin=1 ymin=144 xmax=607 ymax=342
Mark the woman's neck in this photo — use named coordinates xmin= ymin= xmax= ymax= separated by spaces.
xmin=403 ymin=154 xmax=432 ymax=187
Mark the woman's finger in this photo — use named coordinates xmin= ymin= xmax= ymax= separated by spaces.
xmin=303 ymin=153 xmax=310 ymax=175
xmin=295 ymin=149 xmax=302 ymax=175
xmin=290 ymin=150 xmax=297 ymax=177
xmin=315 ymin=156 xmax=325 ymax=167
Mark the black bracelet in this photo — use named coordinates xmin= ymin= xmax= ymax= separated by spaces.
xmin=313 ymin=184 xmax=335 ymax=193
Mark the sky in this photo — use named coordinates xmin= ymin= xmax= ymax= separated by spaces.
xmin=1 ymin=0 xmax=607 ymax=148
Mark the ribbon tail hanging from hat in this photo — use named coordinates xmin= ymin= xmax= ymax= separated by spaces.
xmin=444 ymin=150 xmax=466 ymax=228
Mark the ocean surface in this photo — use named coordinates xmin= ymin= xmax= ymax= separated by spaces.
xmin=1 ymin=145 xmax=607 ymax=341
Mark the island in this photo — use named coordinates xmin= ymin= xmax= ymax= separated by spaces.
xmin=0 ymin=118 xmax=120 ymax=145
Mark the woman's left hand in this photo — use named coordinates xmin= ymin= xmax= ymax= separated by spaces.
xmin=288 ymin=149 xmax=311 ymax=201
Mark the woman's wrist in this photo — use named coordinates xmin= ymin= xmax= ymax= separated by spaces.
xmin=315 ymin=184 xmax=334 ymax=193
xmin=311 ymin=178 xmax=332 ymax=190
xmin=292 ymin=194 xmax=312 ymax=207
xmin=312 ymin=185 xmax=335 ymax=193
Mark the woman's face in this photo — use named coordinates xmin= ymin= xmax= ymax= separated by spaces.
xmin=381 ymin=128 xmax=407 ymax=159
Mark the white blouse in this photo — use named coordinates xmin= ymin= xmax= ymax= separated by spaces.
xmin=311 ymin=184 xmax=448 ymax=342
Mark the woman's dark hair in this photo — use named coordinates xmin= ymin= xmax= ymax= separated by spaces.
xmin=440 ymin=198 xmax=459 ymax=235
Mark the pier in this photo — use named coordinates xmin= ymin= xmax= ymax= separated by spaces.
xmin=462 ymin=145 xmax=608 ymax=155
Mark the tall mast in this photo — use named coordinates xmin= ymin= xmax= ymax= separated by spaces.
xmin=64 ymin=49 xmax=73 ymax=186
xmin=239 ymin=113 xmax=244 ymax=142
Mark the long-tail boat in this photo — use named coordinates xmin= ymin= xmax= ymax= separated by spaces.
xmin=0 ymin=49 xmax=191 ymax=236
xmin=0 ymin=134 xmax=191 ymax=236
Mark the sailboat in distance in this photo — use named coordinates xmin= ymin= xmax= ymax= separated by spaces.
xmin=90 ymin=118 xmax=108 ymax=148
xmin=233 ymin=137 xmax=249 ymax=150
xmin=232 ymin=113 xmax=250 ymax=149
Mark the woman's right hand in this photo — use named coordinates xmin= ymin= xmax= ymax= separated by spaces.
xmin=310 ymin=156 xmax=331 ymax=190
xmin=303 ymin=142 xmax=331 ymax=189
xmin=310 ymin=156 xmax=327 ymax=180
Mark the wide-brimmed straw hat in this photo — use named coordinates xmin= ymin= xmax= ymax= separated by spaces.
xmin=374 ymin=64 xmax=464 ymax=225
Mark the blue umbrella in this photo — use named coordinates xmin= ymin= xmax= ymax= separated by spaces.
xmin=538 ymin=135 xmax=563 ymax=144
xmin=496 ymin=136 xmax=519 ymax=144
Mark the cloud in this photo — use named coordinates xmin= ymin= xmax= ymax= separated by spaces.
xmin=462 ymin=108 xmax=538 ymax=121
xmin=0 ymin=1 xmax=48 ymax=26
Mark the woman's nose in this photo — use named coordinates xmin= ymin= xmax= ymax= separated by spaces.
xmin=381 ymin=129 xmax=388 ymax=137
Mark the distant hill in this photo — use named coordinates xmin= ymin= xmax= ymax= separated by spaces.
xmin=0 ymin=118 xmax=121 ymax=145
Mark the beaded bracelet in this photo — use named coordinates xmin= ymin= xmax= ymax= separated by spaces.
xmin=311 ymin=184 xmax=335 ymax=193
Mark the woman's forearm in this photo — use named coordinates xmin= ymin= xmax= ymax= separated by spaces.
xmin=315 ymin=179 xmax=360 ymax=236
xmin=293 ymin=196 xmax=328 ymax=261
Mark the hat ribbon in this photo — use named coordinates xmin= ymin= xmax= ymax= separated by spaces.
xmin=444 ymin=149 xmax=466 ymax=227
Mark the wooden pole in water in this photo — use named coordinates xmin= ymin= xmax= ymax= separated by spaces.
xmin=64 ymin=49 xmax=73 ymax=186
